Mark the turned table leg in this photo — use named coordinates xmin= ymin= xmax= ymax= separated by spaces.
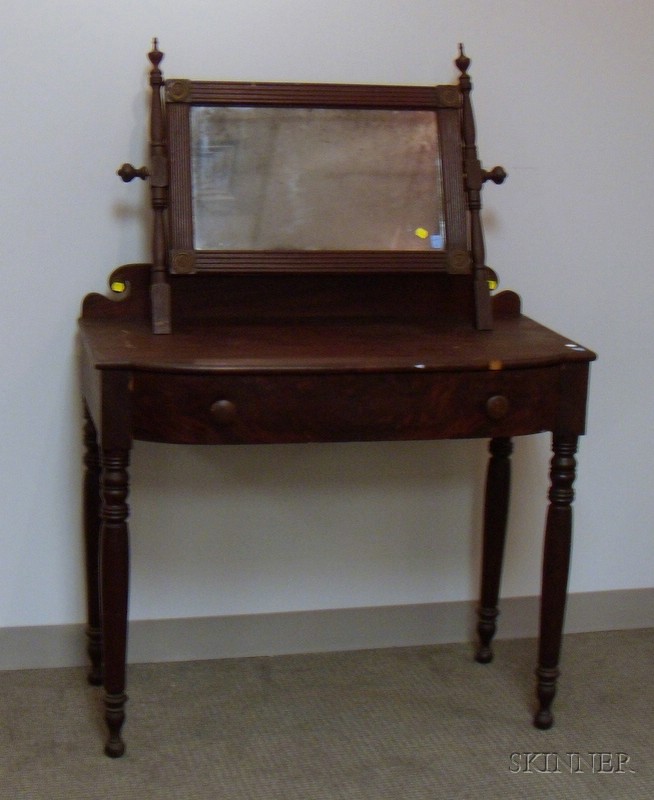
xmin=99 ymin=447 xmax=131 ymax=757
xmin=83 ymin=407 xmax=103 ymax=685
xmin=534 ymin=434 xmax=578 ymax=729
xmin=476 ymin=437 xmax=512 ymax=663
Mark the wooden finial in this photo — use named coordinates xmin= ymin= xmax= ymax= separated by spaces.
xmin=456 ymin=43 xmax=470 ymax=75
xmin=148 ymin=37 xmax=163 ymax=69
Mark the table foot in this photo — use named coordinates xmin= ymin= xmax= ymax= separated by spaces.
xmin=105 ymin=739 xmax=126 ymax=759
xmin=534 ymin=665 xmax=559 ymax=729
xmin=104 ymin=692 xmax=128 ymax=757
xmin=475 ymin=648 xmax=493 ymax=664
xmin=534 ymin=709 xmax=554 ymax=730
xmin=475 ymin=606 xmax=499 ymax=663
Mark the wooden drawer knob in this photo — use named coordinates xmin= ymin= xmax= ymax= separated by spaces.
xmin=210 ymin=399 xmax=237 ymax=425
xmin=486 ymin=395 xmax=510 ymax=420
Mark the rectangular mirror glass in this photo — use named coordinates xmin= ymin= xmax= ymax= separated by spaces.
xmin=190 ymin=106 xmax=445 ymax=252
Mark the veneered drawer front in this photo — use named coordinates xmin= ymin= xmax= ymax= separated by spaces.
xmin=131 ymin=367 xmax=563 ymax=445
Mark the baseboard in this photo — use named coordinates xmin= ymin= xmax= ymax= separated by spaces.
xmin=1 ymin=588 xmax=652 ymax=671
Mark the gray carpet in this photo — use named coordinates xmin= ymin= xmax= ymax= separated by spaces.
xmin=0 ymin=629 xmax=652 ymax=799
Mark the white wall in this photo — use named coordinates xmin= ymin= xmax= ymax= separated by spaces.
xmin=2 ymin=1 xmax=653 ymax=631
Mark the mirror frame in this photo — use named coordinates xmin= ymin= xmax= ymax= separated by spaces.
xmin=165 ymin=79 xmax=470 ymax=276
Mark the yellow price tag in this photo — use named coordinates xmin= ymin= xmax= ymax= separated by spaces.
xmin=110 ymin=281 xmax=127 ymax=293
xmin=414 ymin=227 xmax=429 ymax=239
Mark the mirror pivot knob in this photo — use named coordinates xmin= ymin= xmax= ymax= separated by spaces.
xmin=117 ymin=163 xmax=150 ymax=182
xmin=482 ymin=166 xmax=507 ymax=185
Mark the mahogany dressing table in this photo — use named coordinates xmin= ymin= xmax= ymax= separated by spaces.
xmin=79 ymin=42 xmax=595 ymax=757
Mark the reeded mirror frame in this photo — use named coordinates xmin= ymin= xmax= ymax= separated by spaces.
xmin=165 ymin=79 xmax=470 ymax=275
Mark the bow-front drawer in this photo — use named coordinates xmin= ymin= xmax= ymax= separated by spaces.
xmin=131 ymin=367 xmax=562 ymax=445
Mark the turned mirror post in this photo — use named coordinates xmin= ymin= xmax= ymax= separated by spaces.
xmin=456 ymin=45 xmax=506 ymax=330
xmin=117 ymin=39 xmax=171 ymax=333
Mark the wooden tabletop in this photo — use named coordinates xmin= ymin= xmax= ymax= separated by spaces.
xmin=79 ymin=313 xmax=595 ymax=375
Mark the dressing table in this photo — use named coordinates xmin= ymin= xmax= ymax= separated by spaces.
xmin=79 ymin=42 xmax=595 ymax=757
